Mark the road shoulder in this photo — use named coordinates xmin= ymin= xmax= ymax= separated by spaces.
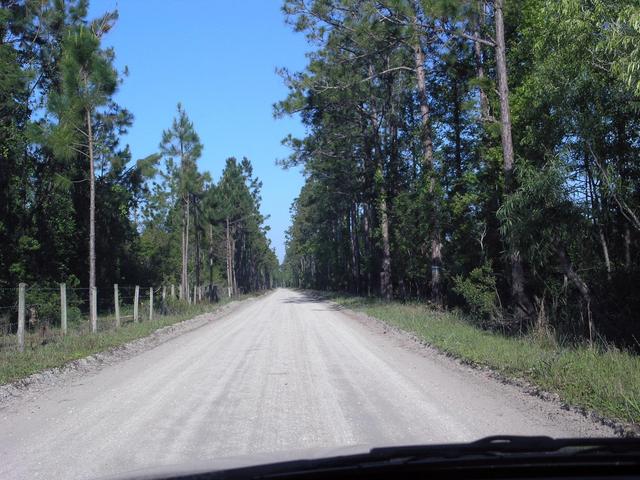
xmin=0 ymin=294 xmax=265 ymax=408
xmin=324 ymin=297 xmax=632 ymax=437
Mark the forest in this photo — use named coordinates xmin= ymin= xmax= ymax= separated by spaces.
xmin=278 ymin=0 xmax=640 ymax=347
xmin=0 ymin=0 xmax=279 ymax=320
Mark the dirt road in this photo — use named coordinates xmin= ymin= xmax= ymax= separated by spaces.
xmin=0 ymin=289 xmax=613 ymax=479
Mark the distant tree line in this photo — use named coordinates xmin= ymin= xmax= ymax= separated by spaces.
xmin=0 ymin=0 xmax=278 ymax=317
xmin=278 ymin=0 xmax=640 ymax=347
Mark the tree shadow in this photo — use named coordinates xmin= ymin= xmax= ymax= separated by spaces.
xmin=281 ymin=289 xmax=346 ymax=311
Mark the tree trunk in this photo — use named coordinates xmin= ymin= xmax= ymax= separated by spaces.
xmin=363 ymin=204 xmax=372 ymax=296
xmin=180 ymin=214 xmax=185 ymax=300
xmin=226 ymin=217 xmax=232 ymax=296
xmin=474 ymin=7 xmax=490 ymax=121
xmin=231 ymin=231 xmax=237 ymax=295
xmin=379 ymin=183 xmax=392 ymax=301
xmin=367 ymin=64 xmax=392 ymax=300
xmin=599 ymin=230 xmax=612 ymax=277
xmin=412 ymin=21 xmax=443 ymax=306
xmin=299 ymin=256 xmax=304 ymax=288
xmin=615 ymin=116 xmax=633 ymax=270
xmin=624 ymin=225 xmax=631 ymax=269
xmin=556 ymin=246 xmax=594 ymax=344
xmin=495 ymin=0 xmax=515 ymax=182
xmin=194 ymin=198 xmax=201 ymax=291
xmin=494 ymin=0 xmax=531 ymax=321
xmin=181 ymin=193 xmax=190 ymax=302
xmin=208 ymin=223 xmax=214 ymax=292
xmin=453 ymin=77 xmax=463 ymax=179
xmin=86 ymin=106 xmax=97 ymax=333
xmin=585 ymin=151 xmax=612 ymax=279
xmin=349 ymin=203 xmax=360 ymax=294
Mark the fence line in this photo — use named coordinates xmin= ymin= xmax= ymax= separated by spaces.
xmin=0 ymin=282 xmax=221 ymax=353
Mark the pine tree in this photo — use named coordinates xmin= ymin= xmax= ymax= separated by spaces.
xmin=159 ymin=103 xmax=203 ymax=302
xmin=49 ymin=12 xmax=119 ymax=332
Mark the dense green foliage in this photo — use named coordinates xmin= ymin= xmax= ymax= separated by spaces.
xmin=0 ymin=1 xmax=277 ymax=319
xmin=279 ymin=0 xmax=640 ymax=347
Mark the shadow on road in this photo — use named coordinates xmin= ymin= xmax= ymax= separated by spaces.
xmin=281 ymin=290 xmax=346 ymax=311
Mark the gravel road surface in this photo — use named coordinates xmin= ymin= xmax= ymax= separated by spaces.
xmin=0 ymin=289 xmax=613 ymax=479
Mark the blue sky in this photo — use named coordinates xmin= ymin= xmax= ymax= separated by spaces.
xmin=89 ymin=0 xmax=308 ymax=262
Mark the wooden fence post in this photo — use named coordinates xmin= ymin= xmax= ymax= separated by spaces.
xmin=133 ymin=286 xmax=139 ymax=322
xmin=162 ymin=286 xmax=166 ymax=314
xmin=192 ymin=285 xmax=196 ymax=305
xmin=17 ymin=283 xmax=25 ymax=352
xmin=91 ymin=287 xmax=97 ymax=333
xmin=114 ymin=284 xmax=120 ymax=328
xmin=149 ymin=287 xmax=153 ymax=321
xmin=60 ymin=283 xmax=67 ymax=336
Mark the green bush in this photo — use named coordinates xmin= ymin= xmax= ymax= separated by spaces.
xmin=25 ymin=281 xmax=83 ymax=327
xmin=452 ymin=263 xmax=503 ymax=326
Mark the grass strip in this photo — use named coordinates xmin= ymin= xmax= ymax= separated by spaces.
xmin=331 ymin=295 xmax=640 ymax=426
xmin=0 ymin=294 xmax=254 ymax=385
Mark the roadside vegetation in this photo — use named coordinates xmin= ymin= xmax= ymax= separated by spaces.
xmin=332 ymin=295 xmax=640 ymax=426
xmin=279 ymin=1 xmax=640 ymax=355
xmin=0 ymin=1 xmax=280 ymax=338
xmin=277 ymin=0 xmax=640 ymax=428
xmin=0 ymin=294 xmax=255 ymax=386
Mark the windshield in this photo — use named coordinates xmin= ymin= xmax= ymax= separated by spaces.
xmin=0 ymin=1 xmax=638 ymax=479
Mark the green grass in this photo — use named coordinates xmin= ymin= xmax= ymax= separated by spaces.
xmin=331 ymin=295 xmax=640 ymax=426
xmin=0 ymin=294 xmax=255 ymax=385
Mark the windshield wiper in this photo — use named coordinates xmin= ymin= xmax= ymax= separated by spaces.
xmin=119 ymin=436 xmax=640 ymax=479
xmin=367 ymin=435 xmax=640 ymax=461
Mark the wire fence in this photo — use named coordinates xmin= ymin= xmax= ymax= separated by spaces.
xmin=0 ymin=283 xmax=220 ymax=354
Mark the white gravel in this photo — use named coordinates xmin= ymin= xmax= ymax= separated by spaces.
xmin=0 ymin=288 xmax=614 ymax=480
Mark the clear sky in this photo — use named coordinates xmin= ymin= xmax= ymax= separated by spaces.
xmin=88 ymin=0 xmax=308 ymax=262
